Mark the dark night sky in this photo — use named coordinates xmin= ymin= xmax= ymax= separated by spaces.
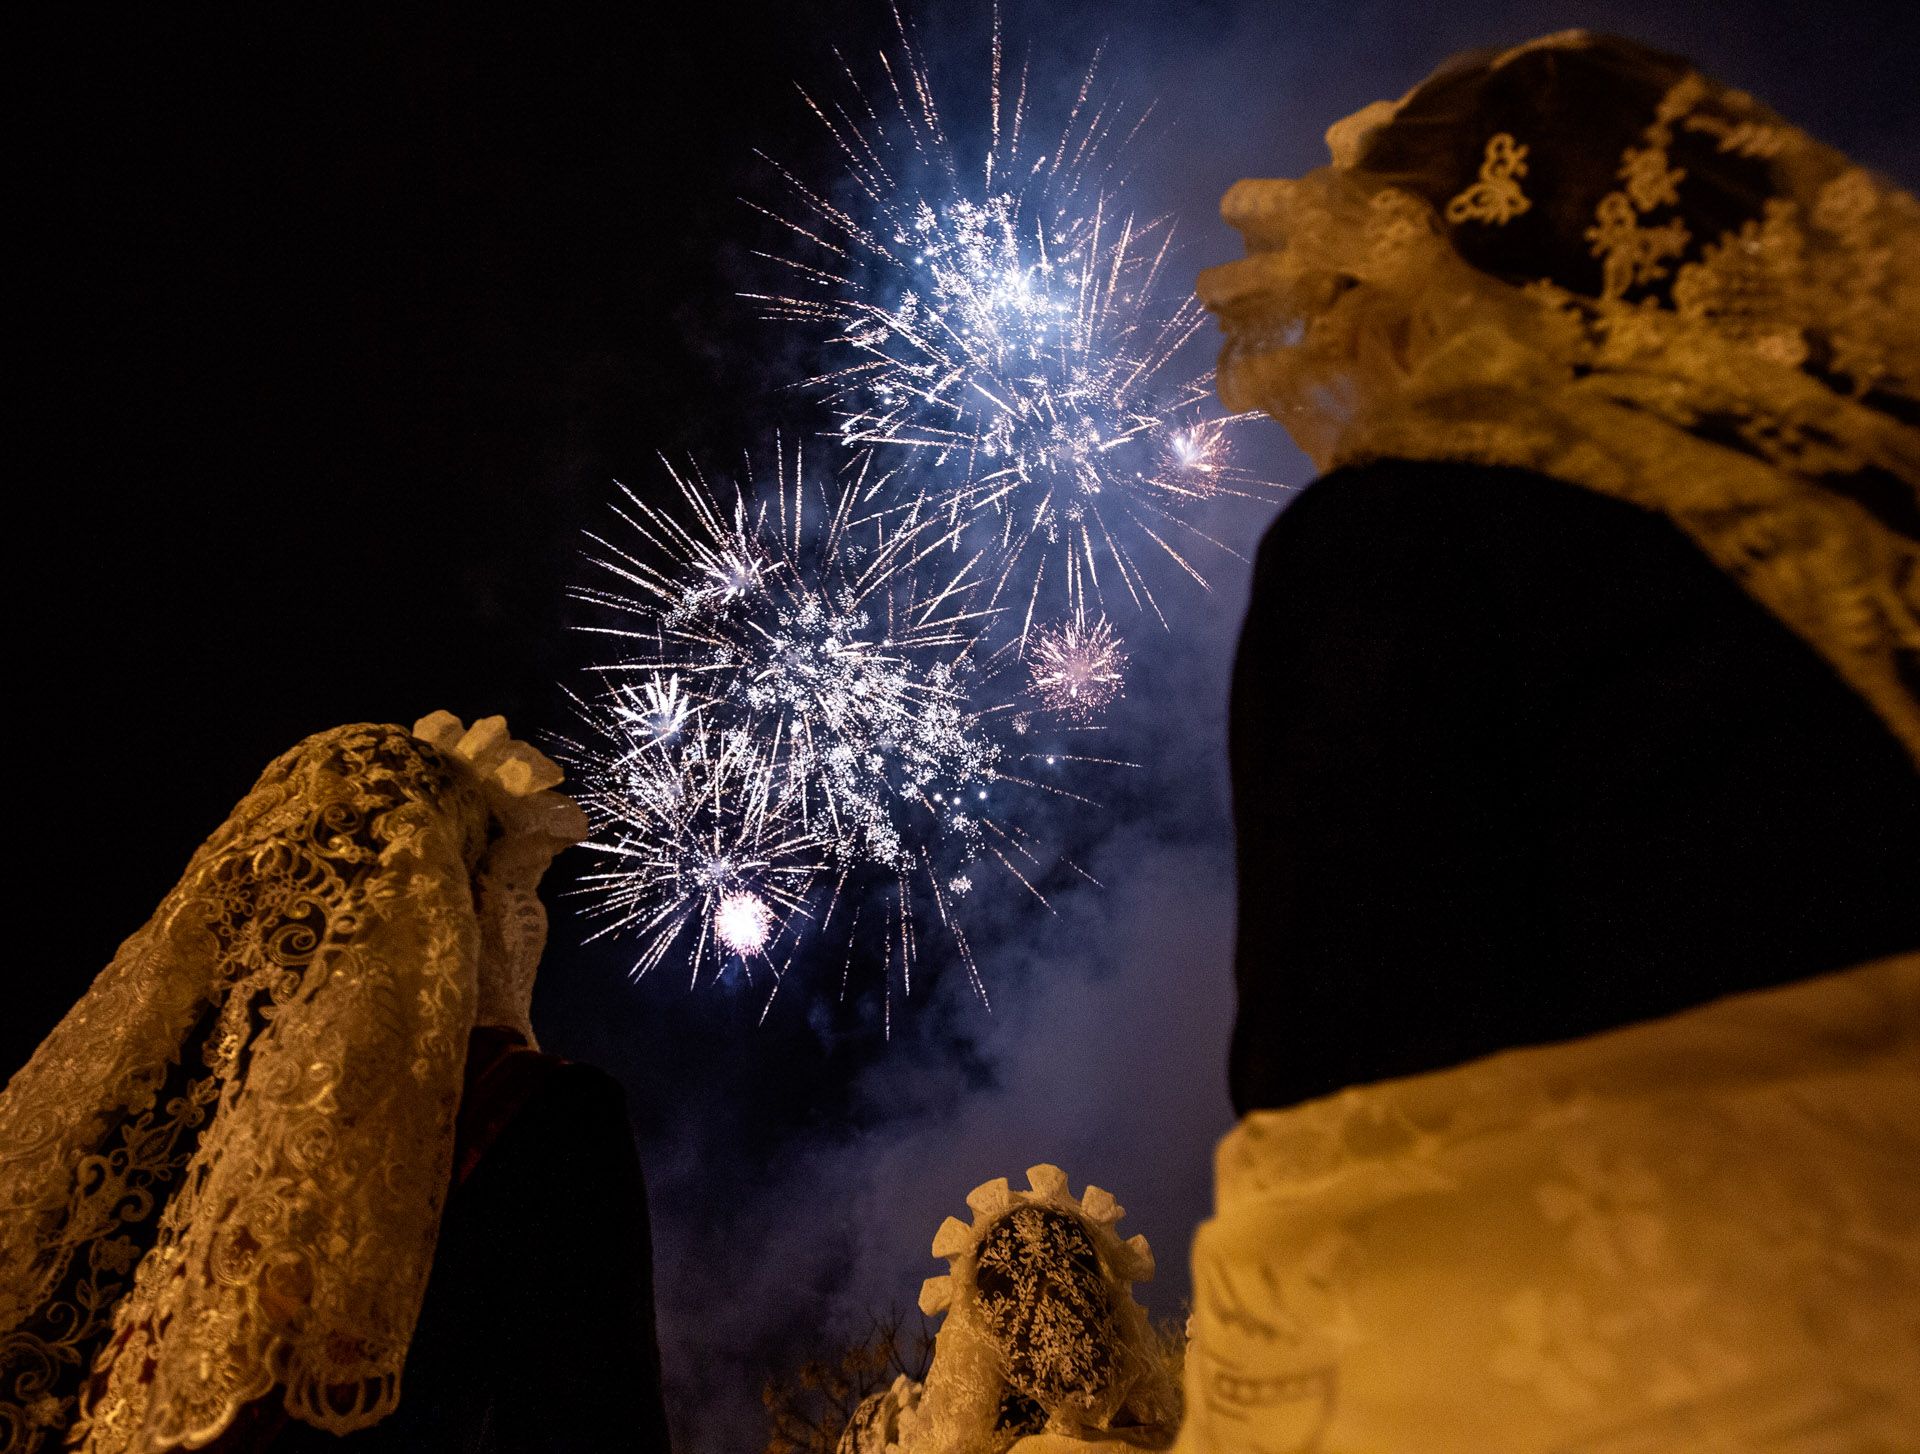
xmin=15 ymin=3 xmax=1916 ymax=1449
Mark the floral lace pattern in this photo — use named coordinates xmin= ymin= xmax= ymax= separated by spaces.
xmin=471 ymin=834 xmax=561 ymax=1049
xmin=1 ymin=725 xmax=492 ymax=1453
xmin=974 ymin=1208 xmax=1116 ymax=1414
xmin=873 ymin=1167 xmax=1177 ymax=1454
xmin=1199 ymin=37 xmax=1920 ymax=766
xmin=411 ymin=711 xmax=588 ymax=1051
xmin=1174 ymin=955 xmax=1920 ymax=1453
xmin=1445 ymin=134 xmax=1531 ymax=226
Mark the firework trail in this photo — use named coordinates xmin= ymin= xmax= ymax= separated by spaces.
xmin=562 ymin=8 xmax=1253 ymax=1020
xmin=565 ymin=446 xmax=1120 ymax=1021
xmin=745 ymin=5 xmax=1275 ymax=642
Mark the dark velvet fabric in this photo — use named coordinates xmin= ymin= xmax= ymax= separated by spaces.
xmin=1228 ymin=458 xmax=1920 ymax=1114
xmin=262 ymin=1030 xmax=673 ymax=1453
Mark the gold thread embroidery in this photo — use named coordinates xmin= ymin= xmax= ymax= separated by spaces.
xmin=1586 ymin=192 xmax=1691 ymax=299
xmin=1 ymin=726 xmax=493 ymax=1453
xmin=1682 ymin=86 xmax=1790 ymax=158
xmin=1585 ymin=82 xmax=1702 ymax=300
xmin=1201 ymin=57 xmax=1920 ymax=767
xmin=1619 ymin=145 xmax=1686 ymax=211
xmin=1669 ymin=201 xmax=1810 ymax=368
xmin=1446 ymin=134 xmax=1533 ymax=225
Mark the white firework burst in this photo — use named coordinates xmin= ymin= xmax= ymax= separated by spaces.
xmin=575 ymin=451 xmax=1003 ymax=876
xmin=746 ymin=5 xmax=1274 ymax=629
xmin=557 ymin=702 xmax=822 ymax=989
xmin=567 ymin=447 xmax=1111 ymax=1017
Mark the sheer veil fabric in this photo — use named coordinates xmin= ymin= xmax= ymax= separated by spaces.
xmin=1198 ymin=31 xmax=1920 ymax=768
xmin=0 ymin=717 xmax=585 ymax=1453
xmin=1175 ymin=956 xmax=1920 ymax=1453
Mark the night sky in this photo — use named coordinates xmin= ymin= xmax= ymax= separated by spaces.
xmin=16 ymin=3 xmax=1916 ymax=1449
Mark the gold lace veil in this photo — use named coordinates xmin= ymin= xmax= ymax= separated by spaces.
xmin=0 ymin=718 xmax=585 ymax=1452
xmin=1198 ymin=30 xmax=1920 ymax=765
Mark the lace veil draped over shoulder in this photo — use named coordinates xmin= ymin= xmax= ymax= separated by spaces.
xmin=0 ymin=717 xmax=585 ymax=1453
xmin=1198 ymin=30 xmax=1920 ymax=766
xmin=1178 ymin=32 xmax=1920 ymax=1454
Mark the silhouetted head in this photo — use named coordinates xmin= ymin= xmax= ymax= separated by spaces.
xmin=973 ymin=1204 xmax=1117 ymax=1414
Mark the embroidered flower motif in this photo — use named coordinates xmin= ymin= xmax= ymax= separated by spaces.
xmin=1446 ymin=133 xmax=1532 ymax=225
xmin=1489 ymin=1289 xmax=1620 ymax=1411
xmin=93 ymin=1234 xmax=142 ymax=1277
xmin=1536 ymin=1144 xmax=1667 ymax=1279
xmin=1586 ymin=192 xmax=1691 ymax=299
xmin=1619 ymin=144 xmax=1685 ymax=211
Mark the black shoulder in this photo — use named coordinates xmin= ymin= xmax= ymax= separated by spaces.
xmin=1250 ymin=458 xmax=1735 ymax=655
xmin=524 ymin=1058 xmax=635 ymax=1125
xmin=1258 ymin=458 xmax=1667 ymax=567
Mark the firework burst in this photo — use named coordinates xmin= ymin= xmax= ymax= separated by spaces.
xmin=574 ymin=451 xmax=1002 ymax=869
xmin=1028 ymin=610 xmax=1127 ymax=723
xmin=557 ymin=696 xmax=823 ymax=988
xmin=566 ymin=447 xmax=1111 ymax=1019
xmin=746 ymin=5 xmax=1274 ymax=629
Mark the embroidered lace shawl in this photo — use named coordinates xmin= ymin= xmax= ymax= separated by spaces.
xmin=1198 ymin=31 xmax=1920 ymax=766
xmin=1185 ymin=36 xmax=1920 ymax=1450
xmin=0 ymin=719 xmax=582 ymax=1453
xmin=1174 ymin=952 xmax=1920 ymax=1453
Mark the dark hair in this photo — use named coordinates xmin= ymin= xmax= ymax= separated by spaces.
xmin=1356 ymin=34 xmax=1774 ymax=301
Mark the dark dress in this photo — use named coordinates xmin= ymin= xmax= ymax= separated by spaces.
xmin=1228 ymin=459 xmax=1920 ymax=1114
xmin=231 ymin=1029 xmax=672 ymax=1453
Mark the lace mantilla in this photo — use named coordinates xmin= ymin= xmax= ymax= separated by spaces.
xmin=1199 ymin=33 xmax=1920 ymax=765
xmin=0 ymin=717 xmax=583 ymax=1452
xmin=414 ymin=712 xmax=588 ymax=1049
xmin=846 ymin=1166 xmax=1178 ymax=1454
xmin=1174 ymin=954 xmax=1920 ymax=1453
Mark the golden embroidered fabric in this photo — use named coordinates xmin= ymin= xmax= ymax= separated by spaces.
xmin=844 ymin=1167 xmax=1177 ymax=1454
xmin=1444 ymin=134 xmax=1531 ymax=225
xmin=1198 ymin=33 xmax=1920 ymax=766
xmin=1173 ymin=953 xmax=1920 ymax=1453
xmin=0 ymin=719 xmax=580 ymax=1454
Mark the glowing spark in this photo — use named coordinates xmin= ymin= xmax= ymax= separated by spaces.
xmin=1162 ymin=419 xmax=1232 ymax=481
xmin=715 ymin=890 xmax=777 ymax=956
xmin=614 ymin=671 xmax=694 ymax=745
xmin=1028 ymin=611 xmax=1126 ymax=722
